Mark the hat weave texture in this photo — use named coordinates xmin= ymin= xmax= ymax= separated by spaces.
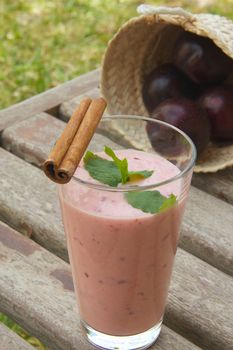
xmin=101 ymin=7 xmax=233 ymax=172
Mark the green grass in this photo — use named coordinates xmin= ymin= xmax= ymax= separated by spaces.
xmin=0 ymin=0 xmax=139 ymax=109
xmin=0 ymin=0 xmax=233 ymax=348
xmin=1 ymin=0 xmax=233 ymax=110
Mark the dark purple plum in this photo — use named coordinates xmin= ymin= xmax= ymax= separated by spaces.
xmin=174 ymin=31 xmax=233 ymax=85
xmin=142 ymin=63 xmax=199 ymax=113
xmin=147 ymin=98 xmax=211 ymax=155
xmin=198 ymin=85 xmax=233 ymax=140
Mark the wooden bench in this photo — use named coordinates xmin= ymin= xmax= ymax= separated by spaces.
xmin=0 ymin=69 xmax=232 ymax=350
xmin=0 ymin=322 xmax=35 ymax=350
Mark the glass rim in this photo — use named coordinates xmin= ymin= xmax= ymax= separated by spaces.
xmin=70 ymin=115 xmax=197 ymax=192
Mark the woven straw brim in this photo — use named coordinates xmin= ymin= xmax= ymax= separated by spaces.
xmin=101 ymin=12 xmax=233 ymax=172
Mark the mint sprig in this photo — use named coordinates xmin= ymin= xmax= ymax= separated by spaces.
xmin=125 ymin=191 xmax=177 ymax=214
xmin=105 ymin=146 xmax=153 ymax=184
xmin=83 ymin=147 xmax=177 ymax=214
xmin=104 ymin=146 xmax=129 ymax=184
xmin=83 ymin=150 xmax=122 ymax=187
xmin=83 ymin=147 xmax=153 ymax=187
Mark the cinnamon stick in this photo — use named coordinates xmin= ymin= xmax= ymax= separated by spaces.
xmin=43 ymin=97 xmax=91 ymax=183
xmin=43 ymin=97 xmax=107 ymax=184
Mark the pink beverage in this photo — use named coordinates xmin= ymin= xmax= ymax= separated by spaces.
xmin=59 ymin=115 xmax=196 ymax=350
xmin=59 ymin=150 xmax=191 ymax=346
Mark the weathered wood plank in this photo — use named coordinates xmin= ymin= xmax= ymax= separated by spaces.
xmin=1 ymin=112 xmax=63 ymax=167
xmin=192 ymin=169 xmax=233 ymax=205
xmin=0 ymin=113 xmax=122 ymax=167
xmin=59 ymin=91 xmax=233 ymax=206
xmin=1 ymin=114 xmax=232 ymax=276
xmin=166 ymin=249 xmax=233 ymax=350
xmin=59 ymin=87 xmax=101 ymax=122
xmin=155 ymin=327 xmax=203 ymax=350
xmin=0 ymin=69 xmax=100 ymax=131
xmin=0 ymin=222 xmax=203 ymax=350
xmin=0 ymin=322 xmax=35 ymax=350
xmin=0 ymin=147 xmax=67 ymax=261
xmin=181 ymin=186 xmax=233 ymax=276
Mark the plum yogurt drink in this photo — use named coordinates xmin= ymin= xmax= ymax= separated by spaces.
xmin=59 ymin=149 xmax=188 ymax=337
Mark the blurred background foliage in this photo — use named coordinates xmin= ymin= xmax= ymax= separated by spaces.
xmin=1 ymin=0 xmax=233 ymax=109
xmin=0 ymin=0 xmax=233 ymax=348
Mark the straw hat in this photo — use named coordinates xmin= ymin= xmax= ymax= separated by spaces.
xmin=101 ymin=5 xmax=233 ymax=172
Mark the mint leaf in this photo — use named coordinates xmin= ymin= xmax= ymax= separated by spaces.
xmin=104 ymin=146 xmax=153 ymax=184
xmin=125 ymin=191 xmax=177 ymax=214
xmin=159 ymin=194 xmax=177 ymax=212
xmin=84 ymin=152 xmax=121 ymax=187
xmin=104 ymin=146 xmax=129 ymax=184
xmin=83 ymin=147 xmax=154 ymax=187
xmin=128 ymin=170 xmax=154 ymax=182
xmin=83 ymin=150 xmax=97 ymax=163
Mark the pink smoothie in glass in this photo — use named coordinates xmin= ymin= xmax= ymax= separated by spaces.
xmin=59 ymin=149 xmax=187 ymax=336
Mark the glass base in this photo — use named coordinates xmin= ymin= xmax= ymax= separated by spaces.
xmin=82 ymin=320 xmax=162 ymax=350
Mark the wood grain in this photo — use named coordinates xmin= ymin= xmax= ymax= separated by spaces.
xmin=0 ymin=69 xmax=100 ymax=131
xmin=0 ymin=222 xmax=203 ymax=350
xmin=181 ymin=186 xmax=233 ymax=276
xmin=0 ymin=147 xmax=67 ymax=261
xmin=192 ymin=169 xmax=233 ymax=205
xmin=0 ymin=322 xmax=35 ymax=350
xmin=1 ymin=113 xmax=65 ymax=167
xmin=1 ymin=116 xmax=232 ymax=275
xmin=0 ymin=113 xmax=122 ymax=167
xmin=59 ymin=87 xmax=101 ymax=122
xmin=165 ymin=249 xmax=233 ymax=350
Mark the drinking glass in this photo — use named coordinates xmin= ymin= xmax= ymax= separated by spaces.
xmin=58 ymin=116 xmax=196 ymax=350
